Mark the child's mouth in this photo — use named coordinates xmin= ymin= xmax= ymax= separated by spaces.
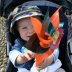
xmin=27 ymin=33 xmax=37 ymax=41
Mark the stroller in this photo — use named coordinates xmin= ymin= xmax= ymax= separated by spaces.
xmin=0 ymin=0 xmax=72 ymax=17
xmin=5 ymin=1 xmax=72 ymax=72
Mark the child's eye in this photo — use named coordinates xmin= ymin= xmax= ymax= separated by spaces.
xmin=22 ymin=27 xmax=27 ymax=29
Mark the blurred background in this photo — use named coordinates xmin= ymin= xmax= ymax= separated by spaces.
xmin=0 ymin=17 xmax=8 ymax=72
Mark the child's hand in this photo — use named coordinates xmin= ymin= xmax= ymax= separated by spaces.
xmin=16 ymin=50 xmax=35 ymax=64
xmin=24 ymin=50 xmax=35 ymax=60
xmin=36 ymin=55 xmax=53 ymax=70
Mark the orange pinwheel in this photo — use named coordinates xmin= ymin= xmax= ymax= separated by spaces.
xmin=30 ymin=6 xmax=63 ymax=66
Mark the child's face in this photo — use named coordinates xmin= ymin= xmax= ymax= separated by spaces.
xmin=17 ymin=17 xmax=35 ymax=41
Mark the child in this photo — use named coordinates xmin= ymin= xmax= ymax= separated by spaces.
xmin=9 ymin=5 xmax=64 ymax=72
